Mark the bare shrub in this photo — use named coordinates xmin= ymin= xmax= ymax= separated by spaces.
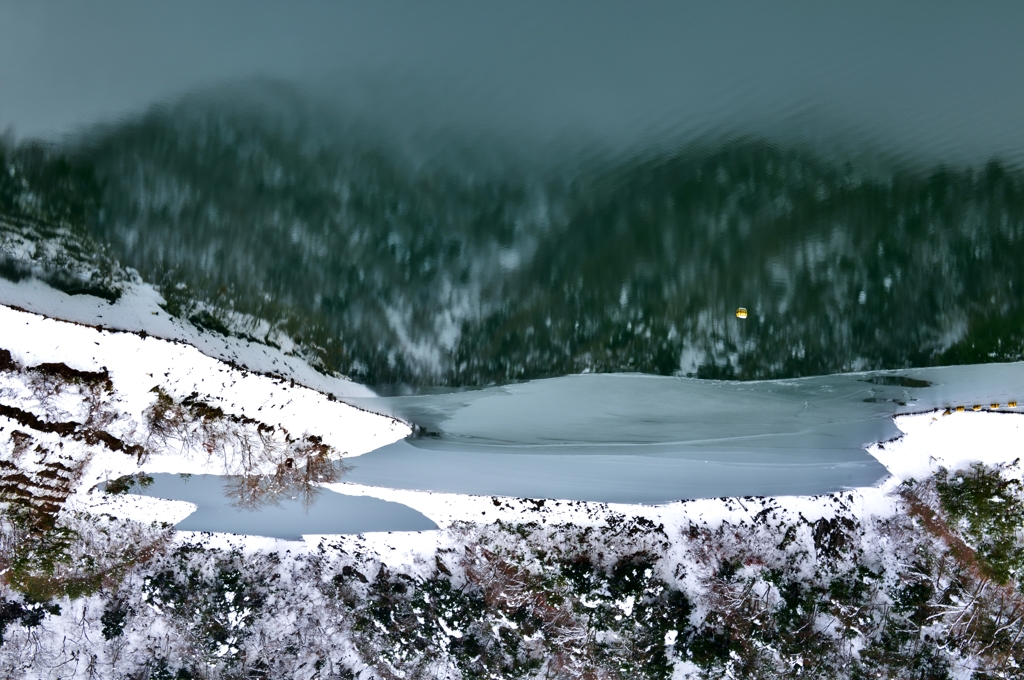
xmin=460 ymin=540 xmax=604 ymax=678
xmin=224 ymin=438 xmax=345 ymax=511
xmin=144 ymin=388 xmax=344 ymax=508
xmin=23 ymin=362 xmax=117 ymax=428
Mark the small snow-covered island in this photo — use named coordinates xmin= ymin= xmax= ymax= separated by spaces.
xmin=1 ymin=287 xmax=1023 ymax=680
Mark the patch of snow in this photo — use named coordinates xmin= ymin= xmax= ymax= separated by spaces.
xmin=0 ymin=276 xmax=376 ymax=398
xmin=0 ymin=304 xmax=409 ymax=465
xmin=671 ymin=660 xmax=704 ymax=679
xmin=868 ymin=410 xmax=1024 ymax=481
xmin=437 ymin=617 xmax=463 ymax=639
xmin=70 ymin=492 xmax=196 ymax=527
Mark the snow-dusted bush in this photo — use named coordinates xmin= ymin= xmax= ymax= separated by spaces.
xmin=2 ymin=470 xmax=1024 ymax=678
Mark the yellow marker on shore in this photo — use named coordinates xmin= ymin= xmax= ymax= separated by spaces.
xmin=956 ymin=406 xmax=965 ymax=412
xmin=735 ymin=307 xmax=748 ymax=319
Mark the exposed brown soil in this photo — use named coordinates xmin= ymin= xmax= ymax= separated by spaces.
xmin=0 ymin=402 xmax=79 ymax=437
xmin=900 ymin=487 xmax=984 ymax=581
xmin=0 ymin=402 xmax=143 ymax=458
xmin=0 ymin=453 xmax=81 ymax=529
xmin=31 ymin=362 xmax=113 ymax=392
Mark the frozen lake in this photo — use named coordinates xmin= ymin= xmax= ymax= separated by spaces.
xmin=136 ymin=473 xmax=437 ymax=540
xmin=344 ymin=361 xmax=1024 ymax=502
xmin=139 ymin=361 xmax=1024 ymax=535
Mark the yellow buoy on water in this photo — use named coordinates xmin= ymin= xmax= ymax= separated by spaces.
xmin=1010 ymin=401 xmax=1018 ymax=408
xmin=735 ymin=307 xmax=748 ymax=319
xmin=972 ymin=405 xmax=982 ymax=411
xmin=956 ymin=406 xmax=965 ymax=412
xmin=991 ymin=403 xmax=1000 ymax=409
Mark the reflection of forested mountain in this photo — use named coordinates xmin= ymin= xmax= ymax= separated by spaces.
xmin=3 ymin=92 xmax=1024 ymax=387
xmin=490 ymin=146 xmax=1024 ymax=383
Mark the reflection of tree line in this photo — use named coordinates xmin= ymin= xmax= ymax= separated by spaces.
xmin=143 ymin=388 xmax=345 ymax=510
xmin=5 ymin=119 xmax=1024 ymax=385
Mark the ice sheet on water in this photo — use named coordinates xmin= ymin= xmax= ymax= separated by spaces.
xmin=344 ymin=364 xmax=1024 ymax=502
xmin=134 ymin=474 xmax=437 ymax=539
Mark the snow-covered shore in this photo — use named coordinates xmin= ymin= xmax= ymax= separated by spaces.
xmin=0 ymin=302 xmax=409 ymax=529
xmin=0 ymin=274 xmax=377 ymax=399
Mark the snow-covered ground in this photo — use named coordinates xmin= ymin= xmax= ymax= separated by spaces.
xmin=0 ymin=275 xmax=376 ymax=398
xmin=0 ymin=303 xmax=409 ymax=529
xmin=869 ymin=409 xmax=1024 ymax=483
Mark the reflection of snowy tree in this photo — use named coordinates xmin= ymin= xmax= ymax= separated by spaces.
xmin=144 ymin=388 xmax=345 ymax=508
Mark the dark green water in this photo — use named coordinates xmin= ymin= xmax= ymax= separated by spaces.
xmin=2 ymin=94 xmax=1024 ymax=388
xmin=3 ymin=4 xmax=1024 ymax=389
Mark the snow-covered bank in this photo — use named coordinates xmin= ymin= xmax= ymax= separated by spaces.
xmin=0 ymin=275 xmax=377 ymax=399
xmin=0 ymin=303 xmax=409 ymax=528
xmin=323 ymin=480 xmax=899 ymax=539
xmin=0 ymin=303 xmax=408 ymax=455
xmin=869 ymin=409 xmax=1024 ymax=482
